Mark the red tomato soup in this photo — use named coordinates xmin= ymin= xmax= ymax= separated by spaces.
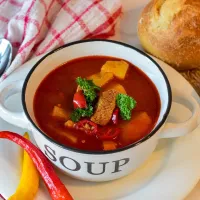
xmin=34 ymin=56 xmax=160 ymax=151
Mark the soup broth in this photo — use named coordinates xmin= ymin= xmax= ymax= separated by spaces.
xmin=34 ymin=56 xmax=160 ymax=151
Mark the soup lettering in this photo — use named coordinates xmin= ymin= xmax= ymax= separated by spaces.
xmin=34 ymin=56 xmax=160 ymax=151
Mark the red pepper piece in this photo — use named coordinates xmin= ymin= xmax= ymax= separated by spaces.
xmin=0 ymin=194 xmax=5 ymax=200
xmin=112 ymin=108 xmax=119 ymax=125
xmin=0 ymin=131 xmax=73 ymax=200
xmin=73 ymin=91 xmax=87 ymax=109
xmin=75 ymin=119 xmax=98 ymax=136
xmin=96 ymin=127 xmax=120 ymax=140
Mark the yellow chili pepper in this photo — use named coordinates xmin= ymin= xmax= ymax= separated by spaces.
xmin=8 ymin=132 xmax=39 ymax=200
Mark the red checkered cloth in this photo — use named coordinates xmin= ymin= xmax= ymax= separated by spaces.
xmin=0 ymin=0 xmax=122 ymax=82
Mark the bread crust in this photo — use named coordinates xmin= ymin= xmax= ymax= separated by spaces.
xmin=138 ymin=0 xmax=200 ymax=70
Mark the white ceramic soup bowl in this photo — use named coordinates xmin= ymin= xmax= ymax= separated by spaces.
xmin=0 ymin=40 xmax=199 ymax=182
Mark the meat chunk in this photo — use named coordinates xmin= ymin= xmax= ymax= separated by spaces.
xmin=91 ymin=89 xmax=118 ymax=126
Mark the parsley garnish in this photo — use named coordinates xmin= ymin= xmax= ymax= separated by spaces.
xmin=70 ymin=105 xmax=93 ymax=122
xmin=76 ymin=77 xmax=100 ymax=103
xmin=116 ymin=93 xmax=136 ymax=120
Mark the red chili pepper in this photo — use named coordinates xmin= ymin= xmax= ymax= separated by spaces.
xmin=75 ymin=119 xmax=98 ymax=136
xmin=96 ymin=127 xmax=120 ymax=140
xmin=73 ymin=91 xmax=87 ymax=109
xmin=0 ymin=131 xmax=73 ymax=200
xmin=112 ymin=108 xmax=119 ymax=125
xmin=0 ymin=194 xmax=5 ymax=200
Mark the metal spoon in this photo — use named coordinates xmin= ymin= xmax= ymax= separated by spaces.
xmin=0 ymin=38 xmax=12 ymax=77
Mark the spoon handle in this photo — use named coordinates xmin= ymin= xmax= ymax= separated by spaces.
xmin=0 ymin=39 xmax=12 ymax=76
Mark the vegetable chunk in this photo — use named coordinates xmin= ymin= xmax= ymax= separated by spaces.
xmin=121 ymin=112 xmax=152 ymax=144
xmin=52 ymin=105 xmax=69 ymax=120
xmin=104 ymin=82 xmax=126 ymax=94
xmin=8 ymin=133 xmax=39 ymax=200
xmin=0 ymin=131 xmax=74 ymax=200
xmin=103 ymin=141 xmax=117 ymax=151
xmin=101 ymin=60 xmax=129 ymax=80
xmin=88 ymin=72 xmax=114 ymax=87
xmin=48 ymin=124 xmax=78 ymax=144
xmin=64 ymin=120 xmax=75 ymax=128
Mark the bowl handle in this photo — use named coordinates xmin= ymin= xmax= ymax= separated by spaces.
xmin=0 ymin=80 xmax=30 ymax=129
xmin=160 ymin=89 xmax=200 ymax=138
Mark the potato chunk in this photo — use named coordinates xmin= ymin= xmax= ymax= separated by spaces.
xmin=52 ymin=105 xmax=68 ymax=120
xmin=47 ymin=124 xmax=78 ymax=144
xmin=88 ymin=72 xmax=114 ymax=87
xmin=121 ymin=112 xmax=152 ymax=144
xmin=64 ymin=120 xmax=75 ymax=128
xmin=59 ymin=129 xmax=77 ymax=144
xmin=103 ymin=141 xmax=117 ymax=151
xmin=101 ymin=61 xmax=129 ymax=80
xmin=104 ymin=82 xmax=126 ymax=94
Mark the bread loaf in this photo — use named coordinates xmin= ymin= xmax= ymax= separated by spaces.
xmin=138 ymin=0 xmax=200 ymax=71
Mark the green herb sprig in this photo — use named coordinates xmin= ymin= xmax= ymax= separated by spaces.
xmin=116 ymin=93 xmax=136 ymax=120
xmin=71 ymin=105 xmax=93 ymax=122
xmin=76 ymin=77 xmax=100 ymax=103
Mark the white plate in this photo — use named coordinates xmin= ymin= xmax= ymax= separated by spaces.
xmin=0 ymin=53 xmax=200 ymax=200
xmin=1 ymin=1 xmax=200 ymax=199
